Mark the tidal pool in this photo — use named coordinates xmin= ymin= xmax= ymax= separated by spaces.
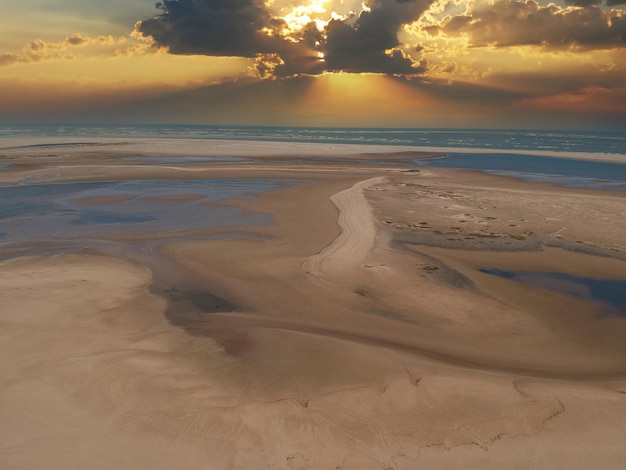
xmin=416 ymin=153 xmax=626 ymax=190
xmin=480 ymin=269 xmax=626 ymax=317
xmin=0 ymin=178 xmax=295 ymax=244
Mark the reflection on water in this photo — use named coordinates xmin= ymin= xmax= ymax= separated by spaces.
xmin=485 ymin=171 xmax=626 ymax=190
xmin=0 ymin=178 xmax=294 ymax=244
xmin=480 ymin=269 xmax=626 ymax=317
xmin=416 ymin=153 xmax=626 ymax=190
xmin=71 ymin=209 xmax=158 ymax=225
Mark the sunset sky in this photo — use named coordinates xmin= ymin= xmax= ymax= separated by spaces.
xmin=1 ymin=0 xmax=625 ymax=129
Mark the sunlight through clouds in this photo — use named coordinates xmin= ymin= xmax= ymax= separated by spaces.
xmin=281 ymin=0 xmax=335 ymax=34
xmin=0 ymin=0 xmax=624 ymax=127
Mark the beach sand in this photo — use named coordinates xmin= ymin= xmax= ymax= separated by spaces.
xmin=1 ymin=138 xmax=625 ymax=469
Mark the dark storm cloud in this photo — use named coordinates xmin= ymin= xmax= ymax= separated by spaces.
xmin=563 ymin=0 xmax=601 ymax=7
xmin=138 ymin=0 xmax=330 ymax=76
xmin=138 ymin=0 xmax=429 ymax=76
xmin=322 ymin=0 xmax=429 ymax=74
xmin=138 ymin=0 xmax=282 ymax=57
xmin=436 ymin=0 xmax=626 ymax=50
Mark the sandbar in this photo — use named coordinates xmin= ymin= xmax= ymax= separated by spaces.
xmin=0 ymin=138 xmax=625 ymax=469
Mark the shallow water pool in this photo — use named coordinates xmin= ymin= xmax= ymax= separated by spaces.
xmin=0 ymin=178 xmax=296 ymax=244
xmin=480 ymin=269 xmax=626 ymax=317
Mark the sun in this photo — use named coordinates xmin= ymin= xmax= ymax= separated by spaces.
xmin=281 ymin=0 xmax=334 ymax=34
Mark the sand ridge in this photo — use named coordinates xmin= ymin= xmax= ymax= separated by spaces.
xmin=302 ymin=176 xmax=386 ymax=286
xmin=2 ymin=136 xmax=625 ymax=163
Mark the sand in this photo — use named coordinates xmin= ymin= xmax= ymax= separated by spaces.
xmin=1 ymin=138 xmax=625 ymax=469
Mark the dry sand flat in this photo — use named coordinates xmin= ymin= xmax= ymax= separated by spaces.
xmin=1 ymin=139 xmax=625 ymax=469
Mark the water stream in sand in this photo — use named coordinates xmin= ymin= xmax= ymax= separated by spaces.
xmin=415 ymin=153 xmax=626 ymax=190
xmin=480 ymin=269 xmax=626 ymax=317
xmin=0 ymin=179 xmax=293 ymax=242
xmin=0 ymin=178 xmax=299 ymax=317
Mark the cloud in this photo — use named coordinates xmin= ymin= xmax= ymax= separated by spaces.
xmin=0 ymin=33 xmax=154 ymax=67
xmin=65 ymin=33 xmax=91 ymax=46
xmin=138 ymin=0 xmax=288 ymax=57
xmin=137 ymin=0 xmax=327 ymax=77
xmin=0 ymin=38 xmax=77 ymax=67
xmin=513 ymin=84 xmax=626 ymax=116
xmin=321 ymin=0 xmax=430 ymax=74
xmin=0 ymin=53 xmax=24 ymax=67
xmin=137 ymin=0 xmax=430 ymax=77
xmin=565 ymin=0 xmax=626 ymax=5
xmin=432 ymin=0 xmax=626 ymax=50
xmin=563 ymin=0 xmax=600 ymax=6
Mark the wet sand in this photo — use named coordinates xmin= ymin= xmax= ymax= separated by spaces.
xmin=1 ymin=139 xmax=625 ymax=469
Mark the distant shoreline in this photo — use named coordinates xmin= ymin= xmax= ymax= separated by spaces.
xmin=1 ymin=123 xmax=625 ymax=156
xmin=1 ymin=136 xmax=625 ymax=164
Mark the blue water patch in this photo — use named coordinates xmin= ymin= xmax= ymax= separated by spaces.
xmin=0 ymin=182 xmax=105 ymax=219
xmin=486 ymin=171 xmax=626 ymax=190
xmin=0 ymin=179 xmax=289 ymax=219
xmin=416 ymin=153 xmax=626 ymax=189
xmin=0 ymin=178 xmax=296 ymax=243
xmin=73 ymin=178 xmax=285 ymax=201
xmin=480 ymin=269 xmax=626 ymax=317
xmin=71 ymin=210 xmax=158 ymax=225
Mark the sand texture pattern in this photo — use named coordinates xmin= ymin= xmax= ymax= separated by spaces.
xmin=0 ymin=138 xmax=625 ymax=469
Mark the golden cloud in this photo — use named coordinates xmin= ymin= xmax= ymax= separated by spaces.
xmin=0 ymin=31 xmax=156 ymax=67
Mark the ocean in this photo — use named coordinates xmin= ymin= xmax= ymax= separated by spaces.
xmin=2 ymin=124 xmax=626 ymax=155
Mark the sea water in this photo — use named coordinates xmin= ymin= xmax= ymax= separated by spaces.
xmin=1 ymin=125 xmax=625 ymax=155
xmin=2 ymin=125 xmax=625 ymax=188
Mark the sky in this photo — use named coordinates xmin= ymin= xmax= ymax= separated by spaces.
xmin=1 ymin=0 xmax=625 ymax=130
